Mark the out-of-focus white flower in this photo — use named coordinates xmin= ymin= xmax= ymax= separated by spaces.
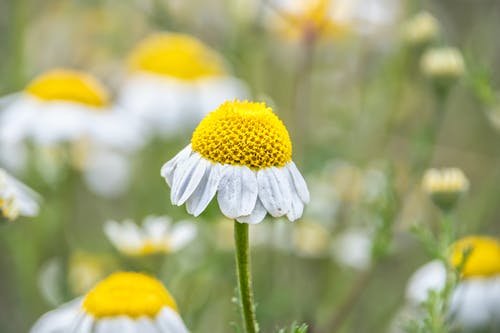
xmin=119 ymin=33 xmax=248 ymax=139
xmin=331 ymin=228 xmax=373 ymax=270
xmin=0 ymin=69 xmax=145 ymax=197
xmin=161 ymin=100 xmax=309 ymax=224
xmin=405 ymin=236 xmax=500 ymax=331
xmin=266 ymin=0 xmax=400 ymax=41
xmin=104 ymin=216 xmax=197 ymax=257
xmin=420 ymin=47 xmax=466 ymax=81
xmin=406 ymin=259 xmax=447 ymax=304
xmin=0 ymin=69 xmax=144 ymax=151
xmin=0 ymin=168 xmax=40 ymax=221
xmin=422 ymin=167 xmax=469 ymax=210
xmin=403 ymin=11 xmax=439 ymax=46
xmin=30 ymin=272 xmax=189 ymax=333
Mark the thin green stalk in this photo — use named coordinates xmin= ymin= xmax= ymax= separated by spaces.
xmin=234 ymin=221 xmax=258 ymax=333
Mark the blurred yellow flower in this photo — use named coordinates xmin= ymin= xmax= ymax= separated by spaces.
xmin=450 ymin=236 xmax=500 ymax=278
xmin=292 ymin=220 xmax=331 ymax=257
xmin=31 ymin=272 xmax=189 ymax=333
xmin=128 ymin=33 xmax=227 ymax=80
xmin=267 ymin=0 xmax=400 ymax=41
xmin=162 ymin=100 xmax=309 ymax=224
xmin=25 ymin=69 xmax=110 ymax=107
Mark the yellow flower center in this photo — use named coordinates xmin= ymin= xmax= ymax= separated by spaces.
xmin=25 ymin=69 xmax=110 ymax=107
xmin=83 ymin=272 xmax=178 ymax=318
xmin=191 ymin=100 xmax=292 ymax=169
xmin=127 ymin=33 xmax=227 ymax=80
xmin=450 ymin=236 xmax=500 ymax=278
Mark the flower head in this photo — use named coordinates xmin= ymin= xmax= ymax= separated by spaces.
xmin=268 ymin=0 xmax=400 ymax=41
xmin=104 ymin=216 xmax=197 ymax=257
xmin=406 ymin=236 xmax=500 ymax=331
xmin=119 ymin=33 xmax=248 ymax=138
xmin=403 ymin=11 xmax=439 ymax=46
xmin=161 ymin=100 xmax=309 ymax=224
xmin=30 ymin=272 xmax=189 ymax=333
xmin=0 ymin=168 xmax=40 ymax=222
xmin=420 ymin=47 xmax=465 ymax=81
xmin=422 ymin=167 xmax=469 ymax=210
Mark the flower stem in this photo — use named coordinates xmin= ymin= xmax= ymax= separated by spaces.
xmin=234 ymin=221 xmax=258 ymax=333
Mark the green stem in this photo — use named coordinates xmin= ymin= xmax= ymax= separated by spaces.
xmin=234 ymin=221 xmax=258 ymax=333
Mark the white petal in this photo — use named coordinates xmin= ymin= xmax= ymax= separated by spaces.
xmin=287 ymin=162 xmax=310 ymax=203
xmin=170 ymin=221 xmax=197 ymax=251
xmin=217 ymin=166 xmax=258 ymax=219
xmin=286 ymin=192 xmax=304 ymax=222
xmin=135 ymin=317 xmax=161 ymax=332
xmin=285 ymin=168 xmax=304 ymax=221
xmin=160 ymin=145 xmax=192 ymax=187
xmin=406 ymin=260 xmax=446 ymax=304
xmin=155 ymin=308 xmax=190 ymax=333
xmin=236 ymin=199 xmax=267 ymax=224
xmin=93 ymin=317 xmax=139 ymax=333
xmin=30 ymin=299 xmax=82 ymax=333
xmin=170 ymin=154 xmax=207 ymax=206
xmin=257 ymin=167 xmax=292 ymax=217
xmin=70 ymin=314 xmax=95 ymax=333
xmin=186 ymin=163 xmax=225 ymax=217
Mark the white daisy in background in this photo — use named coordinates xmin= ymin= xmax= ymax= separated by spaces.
xmin=104 ymin=216 xmax=197 ymax=257
xmin=0 ymin=168 xmax=40 ymax=222
xmin=265 ymin=0 xmax=400 ymax=41
xmin=161 ymin=100 xmax=310 ymax=224
xmin=405 ymin=236 xmax=500 ymax=332
xmin=0 ymin=69 xmax=145 ymax=197
xmin=118 ymin=33 xmax=248 ymax=139
xmin=30 ymin=272 xmax=190 ymax=333
xmin=331 ymin=228 xmax=374 ymax=270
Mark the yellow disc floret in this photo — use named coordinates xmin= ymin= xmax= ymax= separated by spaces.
xmin=25 ymin=69 xmax=110 ymax=107
xmin=450 ymin=236 xmax=500 ymax=278
xmin=127 ymin=33 xmax=227 ymax=80
xmin=191 ymin=100 xmax=292 ymax=169
xmin=83 ymin=272 xmax=178 ymax=318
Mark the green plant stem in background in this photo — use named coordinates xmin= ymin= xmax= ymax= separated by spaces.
xmin=234 ymin=221 xmax=259 ymax=333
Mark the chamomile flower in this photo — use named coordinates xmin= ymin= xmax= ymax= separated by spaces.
xmin=0 ymin=69 xmax=143 ymax=150
xmin=267 ymin=0 xmax=400 ymax=41
xmin=119 ymin=33 xmax=247 ymax=138
xmin=161 ymin=100 xmax=310 ymax=224
xmin=104 ymin=216 xmax=197 ymax=257
xmin=406 ymin=236 xmax=500 ymax=331
xmin=30 ymin=272 xmax=189 ymax=333
xmin=0 ymin=69 xmax=145 ymax=197
xmin=0 ymin=168 xmax=40 ymax=222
